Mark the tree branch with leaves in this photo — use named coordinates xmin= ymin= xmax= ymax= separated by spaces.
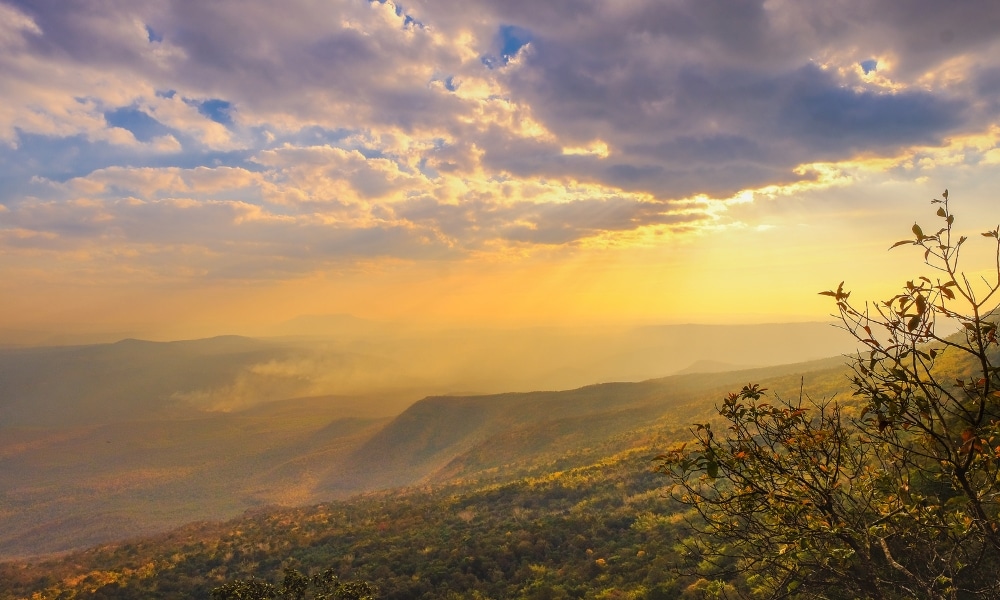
xmin=658 ymin=191 xmax=1000 ymax=599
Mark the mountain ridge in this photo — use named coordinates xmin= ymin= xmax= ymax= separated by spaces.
xmin=0 ymin=326 xmax=857 ymax=559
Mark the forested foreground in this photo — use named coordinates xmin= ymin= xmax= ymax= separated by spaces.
xmin=0 ymin=440 xmax=712 ymax=600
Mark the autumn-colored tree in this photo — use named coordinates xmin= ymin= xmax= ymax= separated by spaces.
xmin=211 ymin=567 xmax=376 ymax=600
xmin=659 ymin=191 xmax=1000 ymax=599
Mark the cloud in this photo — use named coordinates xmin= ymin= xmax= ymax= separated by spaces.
xmin=0 ymin=2 xmax=41 ymax=49
xmin=480 ymin=2 xmax=986 ymax=196
xmin=1 ymin=0 xmax=999 ymax=286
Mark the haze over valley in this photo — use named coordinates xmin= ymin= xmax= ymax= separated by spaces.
xmin=0 ymin=320 xmax=856 ymax=558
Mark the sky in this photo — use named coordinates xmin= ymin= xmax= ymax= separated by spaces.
xmin=2 ymin=0 xmax=1000 ymax=342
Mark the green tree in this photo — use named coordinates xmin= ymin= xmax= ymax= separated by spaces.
xmin=658 ymin=191 xmax=1000 ymax=599
xmin=211 ymin=567 xmax=376 ymax=600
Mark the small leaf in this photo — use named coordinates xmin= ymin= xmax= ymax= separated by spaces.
xmin=937 ymin=207 xmax=947 ymax=217
xmin=942 ymin=189 xmax=949 ymax=199
xmin=912 ymin=223 xmax=924 ymax=238
xmin=907 ymin=315 xmax=920 ymax=331
xmin=890 ymin=240 xmax=912 ymax=249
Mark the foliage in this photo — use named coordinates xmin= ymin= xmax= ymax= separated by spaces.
xmin=658 ymin=191 xmax=1000 ymax=599
xmin=1 ymin=360 xmax=860 ymax=600
xmin=0 ymin=441 xmax=712 ymax=600
xmin=211 ymin=567 xmax=376 ymax=600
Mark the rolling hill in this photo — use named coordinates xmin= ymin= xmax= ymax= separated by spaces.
xmin=0 ymin=352 xmax=859 ymax=599
xmin=0 ymin=324 xmax=857 ymax=559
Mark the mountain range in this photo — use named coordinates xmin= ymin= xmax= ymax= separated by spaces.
xmin=0 ymin=322 xmax=856 ymax=559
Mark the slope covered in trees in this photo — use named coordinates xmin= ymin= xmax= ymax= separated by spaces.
xmin=0 ymin=440 xmax=710 ymax=600
xmin=0 ymin=356 xmax=857 ymax=599
xmin=0 ymin=353 xmax=846 ymax=559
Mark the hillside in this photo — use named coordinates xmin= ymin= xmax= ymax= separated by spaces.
xmin=0 ymin=347 xmax=859 ymax=600
xmin=0 ymin=440 xmax=732 ymax=600
xmin=0 ymin=324 xmax=856 ymax=560
xmin=0 ymin=345 xmax=852 ymax=560
xmin=0 ymin=397 xmax=391 ymax=558
xmin=330 ymin=355 xmax=850 ymax=493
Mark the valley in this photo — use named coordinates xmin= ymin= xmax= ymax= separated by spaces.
xmin=0 ymin=323 xmax=855 ymax=560
xmin=0 ymin=323 xmax=860 ymax=598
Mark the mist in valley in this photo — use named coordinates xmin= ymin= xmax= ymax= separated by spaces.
xmin=1 ymin=317 xmax=860 ymax=424
xmin=0 ymin=318 xmax=860 ymax=558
